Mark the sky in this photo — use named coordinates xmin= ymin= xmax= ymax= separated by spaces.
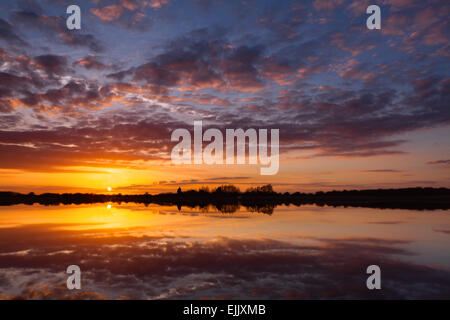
xmin=0 ymin=0 xmax=449 ymax=194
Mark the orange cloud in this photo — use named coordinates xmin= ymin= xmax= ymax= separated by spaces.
xmin=150 ymin=0 xmax=170 ymax=9
xmin=91 ymin=5 xmax=124 ymax=22
xmin=313 ymin=0 xmax=345 ymax=11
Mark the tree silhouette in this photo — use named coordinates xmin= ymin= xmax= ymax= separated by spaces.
xmin=1 ymin=187 xmax=449 ymax=211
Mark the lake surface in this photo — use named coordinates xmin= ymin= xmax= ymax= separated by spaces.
xmin=0 ymin=203 xmax=449 ymax=299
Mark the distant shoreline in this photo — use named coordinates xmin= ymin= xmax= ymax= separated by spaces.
xmin=1 ymin=186 xmax=450 ymax=212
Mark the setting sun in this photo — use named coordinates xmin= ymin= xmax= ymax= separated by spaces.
xmin=107 ymin=187 xmax=112 ymax=192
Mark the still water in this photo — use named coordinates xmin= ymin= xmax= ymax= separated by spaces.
xmin=0 ymin=203 xmax=449 ymax=299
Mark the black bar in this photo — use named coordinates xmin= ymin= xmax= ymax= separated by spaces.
xmin=1 ymin=300 xmax=447 ymax=318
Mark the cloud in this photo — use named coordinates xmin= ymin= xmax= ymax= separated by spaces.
xmin=221 ymin=45 xmax=265 ymax=91
xmin=313 ymin=0 xmax=345 ymax=11
xmin=33 ymin=55 xmax=68 ymax=76
xmin=91 ymin=5 xmax=124 ymax=22
xmin=427 ymin=160 xmax=450 ymax=165
xmin=0 ymin=0 xmax=449 ymax=176
xmin=108 ymin=29 xmax=271 ymax=93
xmin=74 ymin=56 xmax=108 ymax=70
xmin=368 ymin=221 xmax=405 ymax=225
xmin=0 ymin=72 xmax=32 ymax=88
xmin=10 ymin=10 xmax=103 ymax=51
xmin=0 ymin=19 xmax=27 ymax=46
xmin=433 ymin=228 xmax=450 ymax=235
xmin=0 ymin=114 xmax=188 ymax=171
xmin=58 ymin=33 xmax=103 ymax=53
xmin=90 ymin=0 xmax=169 ymax=29
xmin=150 ymin=0 xmax=169 ymax=9
xmin=363 ymin=169 xmax=403 ymax=173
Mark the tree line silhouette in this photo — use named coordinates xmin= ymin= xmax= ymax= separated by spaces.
xmin=1 ymin=185 xmax=450 ymax=213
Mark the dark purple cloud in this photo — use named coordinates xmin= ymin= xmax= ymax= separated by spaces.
xmin=0 ymin=0 xmax=448 ymax=173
